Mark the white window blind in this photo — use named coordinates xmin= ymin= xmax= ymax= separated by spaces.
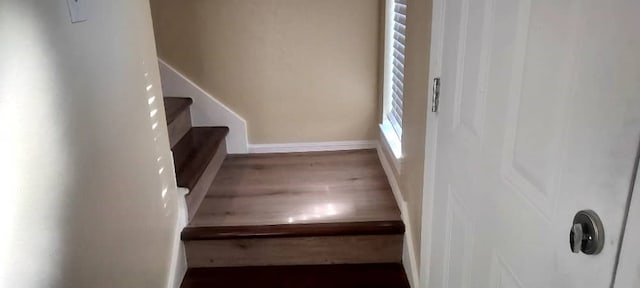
xmin=388 ymin=0 xmax=406 ymax=138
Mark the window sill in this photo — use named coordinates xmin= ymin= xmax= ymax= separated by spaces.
xmin=379 ymin=122 xmax=403 ymax=174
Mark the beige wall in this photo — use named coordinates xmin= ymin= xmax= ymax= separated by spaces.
xmin=380 ymin=0 xmax=433 ymax=268
xmin=0 ymin=1 xmax=179 ymax=287
xmin=150 ymin=0 xmax=381 ymax=144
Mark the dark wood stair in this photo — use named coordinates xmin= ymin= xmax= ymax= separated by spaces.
xmin=173 ymin=127 xmax=228 ymax=190
xmin=181 ymin=221 xmax=404 ymax=240
xmin=164 ymin=97 xmax=229 ymax=221
xmin=164 ymin=97 xmax=193 ymax=124
xmin=181 ymin=264 xmax=410 ymax=288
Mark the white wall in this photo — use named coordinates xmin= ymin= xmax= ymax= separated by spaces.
xmin=0 ymin=1 xmax=180 ymax=287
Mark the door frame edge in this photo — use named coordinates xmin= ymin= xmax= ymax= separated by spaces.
xmin=418 ymin=0 xmax=446 ymax=286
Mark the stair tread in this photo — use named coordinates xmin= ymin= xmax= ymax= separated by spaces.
xmin=173 ymin=127 xmax=229 ymax=191
xmin=182 ymin=150 xmax=403 ymax=241
xmin=181 ymin=264 xmax=410 ymax=288
xmin=182 ymin=220 xmax=404 ymax=240
xmin=164 ymin=97 xmax=193 ymax=125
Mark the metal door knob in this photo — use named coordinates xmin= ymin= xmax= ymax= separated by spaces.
xmin=570 ymin=223 xmax=584 ymax=253
xmin=569 ymin=210 xmax=605 ymax=255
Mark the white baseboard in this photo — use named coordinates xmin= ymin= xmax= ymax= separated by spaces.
xmin=167 ymin=187 xmax=189 ymax=288
xmin=402 ymin=221 xmax=420 ymax=288
xmin=248 ymin=141 xmax=377 ymax=154
xmin=158 ymin=59 xmax=249 ymax=154
xmin=377 ymin=144 xmax=420 ymax=288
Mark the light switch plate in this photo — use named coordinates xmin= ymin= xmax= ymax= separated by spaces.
xmin=66 ymin=0 xmax=88 ymax=23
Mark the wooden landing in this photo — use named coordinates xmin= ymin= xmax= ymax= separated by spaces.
xmin=183 ymin=149 xmax=403 ymax=239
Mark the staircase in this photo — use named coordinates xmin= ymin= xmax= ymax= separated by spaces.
xmin=163 ymin=97 xmax=409 ymax=287
xmin=164 ymin=97 xmax=229 ymax=221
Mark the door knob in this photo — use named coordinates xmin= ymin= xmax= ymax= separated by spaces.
xmin=570 ymin=223 xmax=584 ymax=253
xmin=569 ymin=210 xmax=605 ymax=255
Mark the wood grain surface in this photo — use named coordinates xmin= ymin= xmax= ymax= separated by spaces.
xmin=188 ymin=150 xmax=401 ymax=228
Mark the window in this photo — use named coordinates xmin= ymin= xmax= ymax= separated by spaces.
xmin=381 ymin=0 xmax=406 ymax=160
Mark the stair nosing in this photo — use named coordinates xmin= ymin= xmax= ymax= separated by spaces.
xmin=181 ymin=220 xmax=405 ymax=241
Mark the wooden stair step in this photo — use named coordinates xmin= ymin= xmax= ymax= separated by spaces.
xmin=182 ymin=221 xmax=405 ymax=268
xmin=172 ymin=127 xmax=229 ymax=220
xmin=173 ymin=127 xmax=228 ymax=190
xmin=181 ymin=221 xmax=404 ymax=241
xmin=164 ymin=97 xmax=193 ymax=124
xmin=163 ymin=97 xmax=193 ymax=148
xmin=183 ymin=233 xmax=403 ymax=268
xmin=180 ymin=264 xmax=410 ymax=288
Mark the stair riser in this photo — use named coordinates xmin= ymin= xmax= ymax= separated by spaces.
xmin=184 ymin=234 xmax=403 ymax=268
xmin=185 ymin=138 xmax=227 ymax=221
xmin=167 ymin=109 xmax=192 ymax=148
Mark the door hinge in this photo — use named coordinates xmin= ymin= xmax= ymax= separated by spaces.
xmin=432 ymin=77 xmax=441 ymax=112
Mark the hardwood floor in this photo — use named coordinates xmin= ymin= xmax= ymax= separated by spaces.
xmin=187 ymin=149 xmax=401 ymax=228
xmin=180 ymin=264 xmax=411 ymax=288
xmin=181 ymin=149 xmax=404 ymax=267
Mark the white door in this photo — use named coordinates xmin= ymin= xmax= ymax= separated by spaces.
xmin=614 ymin=163 xmax=640 ymax=287
xmin=422 ymin=0 xmax=640 ymax=287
